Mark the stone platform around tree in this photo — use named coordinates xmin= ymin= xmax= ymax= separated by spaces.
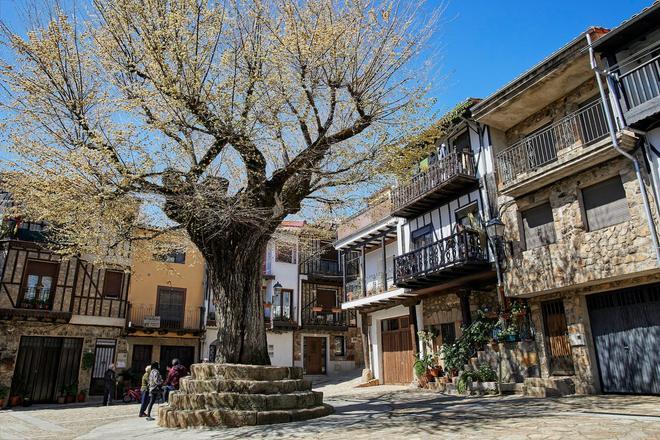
xmin=158 ymin=363 xmax=333 ymax=428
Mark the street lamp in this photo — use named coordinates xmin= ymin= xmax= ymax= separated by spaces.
xmin=486 ymin=217 xmax=505 ymax=239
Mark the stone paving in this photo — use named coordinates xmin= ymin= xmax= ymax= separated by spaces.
xmin=0 ymin=372 xmax=658 ymax=439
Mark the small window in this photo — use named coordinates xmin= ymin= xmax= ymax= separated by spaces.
xmin=275 ymin=242 xmax=297 ymax=264
xmin=456 ymin=203 xmax=479 ymax=230
xmin=102 ymin=270 xmax=124 ymax=298
xmin=316 ymin=289 xmax=337 ymax=309
xmin=451 ymin=130 xmax=471 ymax=153
xmin=521 ymin=203 xmax=556 ymax=249
xmin=582 ymin=176 xmax=630 ymax=231
xmin=440 ymin=322 xmax=456 ymax=345
xmin=157 ymin=251 xmax=186 ymax=264
xmin=333 ymin=336 xmax=345 ymax=357
xmin=411 ymin=224 xmax=433 ymax=250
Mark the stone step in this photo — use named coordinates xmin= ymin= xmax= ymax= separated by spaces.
xmin=158 ymin=404 xmax=334 ymax=428
xmin=523 ymin=377 xmax=575 ymax=397
xmin=499 ymin=382 xmax=525 ymax=395
xmin=169 ymin=390 xmax=324 ymax=411
xmin=180 ymin=377 xmax=312 ymax=395
xmin=524 ymin=385 xmax=562 ymax=398
xmin=191 ymin=363 xmax=303 ymax=381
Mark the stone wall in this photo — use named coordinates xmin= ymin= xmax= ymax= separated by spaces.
xmin=476 ymin=341 xmax=540 ymax=383
xmin=502 ymin=155 xmax=660 ymax=297
xmin=0 ymin=320 xmax=125 ymax=395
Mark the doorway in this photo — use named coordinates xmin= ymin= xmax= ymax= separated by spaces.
xmin=541 ymin=299 xmax=575 ymax=375
xmin=159 ymin=345 xmax=195 ymax=376
xmin=303 ymin=337 xmax=326 ymax=374
xmin=381 ymin=316 xmax=415 ymax=384
xmin=90 ymin=339 xmax=117 ymax=395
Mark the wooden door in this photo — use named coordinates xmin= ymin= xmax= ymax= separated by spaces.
xmin=160 ymin=346 xmax=195 ymax=376
xmin=541 ymin=300 xmax=574 ymax=375
xmin=131 ymin=345 xmax=153 ymax=376
xmin=588 ymin=284 xmax=660 ymax=394
xmin=90 ymin=339 xmax=117 ymax=394
xmin=381 ymin=316 xmax=415 ymax=384
xmin=12 ymin=336 xmax=82 ymax=403
xmin=304 ymin=337 xmax=326 ymax=374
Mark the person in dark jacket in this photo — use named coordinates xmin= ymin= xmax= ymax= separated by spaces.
xmin=102 ymin=363 xmax=116 ymax=406
xmin=145 ymin=362 xmax=163 ymax=421
xmin=163 ymin=358 xmax=188 ymax=403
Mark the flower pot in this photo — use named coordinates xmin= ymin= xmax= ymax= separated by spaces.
xmin=21 ymin=398 xmax=32 ymax=407
xmin=9 ymin=395 xmax=22 ymax=407
xmin=485 ymin=311 xmax=498 ymax=319
xmin=429 ymin=367 xmax=441 ymax=377
xmin=57 ymin=396 xmax=66 ymax=404
xmin=66 ymin=395 xmax=75 ymax=403
xmin=0 ymin=398 xmax=5 ymax=408
xmin=77 ymin=393 xmax=86 ymax=402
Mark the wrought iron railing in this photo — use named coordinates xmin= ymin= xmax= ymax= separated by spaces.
xmin=301 ymin=258 xmax=341 ymax=276
xmin=128 ymin=303 xmax=203 ymax=331
xmin=391 ymin=151 xmax=476 ymax=212
xmin=393 ymin=230 xmax=487 ymax=284
xmin=344 ymin=272 xmax=394 ymax=301
xmin=618 ymin=54 xmax=660 ymax=112
xmin=496 ymin=99 xmax=609 ymax=186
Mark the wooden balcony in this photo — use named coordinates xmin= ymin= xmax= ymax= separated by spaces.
xmin=391 ymin=151 xmax=478 ymax=218
xmin=393 ymin=230 xmax=490 ymax=289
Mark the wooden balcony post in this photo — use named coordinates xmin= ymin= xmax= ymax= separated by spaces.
xmin=458 ymin=290 xmax=472 ymax=327
xmin=361 ymin=244 xmax=367 ymax=297
xmin=360 ymin=311 xmax=371 ymax=372
xmin=341 ymin=250 xmax=347 ymax=299
xmin=381 ymin=235 xmax=387 ymax=292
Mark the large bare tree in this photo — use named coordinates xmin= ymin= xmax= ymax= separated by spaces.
xmin=0 ymin=0 xmax=436 ymax=364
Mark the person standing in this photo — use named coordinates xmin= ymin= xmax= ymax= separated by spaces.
xmin=145 ymin=362 xmax=163 ymax=421
xmin=138 ymin=365 xmax=151 ymax=417
xmin=102 ymin=363 xmax=116 ymax=406
xmin=162 ymin=358 xmax=188 ymax=403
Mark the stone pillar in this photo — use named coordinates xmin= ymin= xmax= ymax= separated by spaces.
xmin=359 ymin=311 xmax=373 ymax=382
xmin=564 ymin=294 xmax=601 ymax=394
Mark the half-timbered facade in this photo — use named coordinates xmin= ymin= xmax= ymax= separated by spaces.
xmin=0 ymin=213 xmax=131 ymax=403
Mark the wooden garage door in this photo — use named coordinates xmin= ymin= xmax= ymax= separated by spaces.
xmin=381 ymin=316 xmax=415 ymax=384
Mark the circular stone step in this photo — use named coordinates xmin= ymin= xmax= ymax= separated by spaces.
xmin=169 ymin=390 xmax=323 ymax=411
xmin=158 ymin=363 xmax=332 ymax=428
xmin=179 ymin=378 xmax=312 ymax=395
xmin=158 ymin=404 xmax=334 ymax=428
xmin=190 ymin=364 xmax=303 ymax=381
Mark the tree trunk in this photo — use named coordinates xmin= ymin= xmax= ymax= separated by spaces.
xmin=197 ymin=229 xmax=272 ymax=366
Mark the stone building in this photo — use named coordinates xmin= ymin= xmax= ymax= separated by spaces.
xmin=0 ymin=208 xmax=131 ymax=403
xmin=473 ymin=18 xmax=660 ymax=395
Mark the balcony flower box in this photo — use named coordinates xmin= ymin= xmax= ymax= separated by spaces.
xmin=331 ymin=307 xmax=342 ymax=313
xmin=312 ymin=306 xmax=323 ymax=312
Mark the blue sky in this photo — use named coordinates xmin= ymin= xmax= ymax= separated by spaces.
xmin=426 ymin=0 xmax=652 ymax=114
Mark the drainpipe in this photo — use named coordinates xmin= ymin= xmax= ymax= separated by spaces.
xmin=587 ymin=32 xmax=660 ymax=265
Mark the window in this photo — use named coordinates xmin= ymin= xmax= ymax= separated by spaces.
xmin=440 ymin=322 xmax=456 ymax=345
xmin=157 ymin=287 xmax=186 ymax=328
xmin=275 ymin=242 xmax=296 ymax=264
xmin=20 ymin=260 xmax=59 ymax=309
xmin=333 ymin=336 xmax=345 ymax=356
xmin=451 ymin=130 xmax=471 ymax=153
xmin=521 ymin=203 xmax=556 ymax=249
xmin=411 ymin=224 xmax=433 ymax=250
xmin=316 ymin=289 xmax=337 ymax=309
xmin=456 ymin=203 xmax=479 ymax=230
xmin=102 ymin=270 xmax=124 ymax=298
xmin=272 ymin=288 xmax=293 ymax=320
xmin=157 ymin=251 xmax=186 ymax=264
xmin=581 ymin=176 xmax=630 ymax=231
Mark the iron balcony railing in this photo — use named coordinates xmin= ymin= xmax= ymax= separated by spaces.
xmin=496 ymin=99 xmax=609 ymax=186
xmin=128 ymin=303 xmax=203 ymax=331
xmin=301 ymin=258 xmax=341 ymax=276
xmin=618 ymin=54 xmax=660 ymax=112
xmin=345 ymin=271 xmax=394 ymax=301
xmin=393 ymin=230 xmax=488 ymax=284
xmin=391 ymin=151 xmax=476 ymax=212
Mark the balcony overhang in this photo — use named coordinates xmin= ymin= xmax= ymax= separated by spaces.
xmin=0 ymin=307 xmax=72 ymax=322
xmin=394 ymin=261 xmax=492 ymax=289
xmin=499 ymin=130 xmax=637 ymax=198
xmin=334 ymin=217 xmax=398 ymax=251
xmin=341 ymin=287 xmax=416 ymax=313
xmin=391 ymin=174 xmax=478 ymax=218
xmin=473 ymin=31 xmax=608 ymax=132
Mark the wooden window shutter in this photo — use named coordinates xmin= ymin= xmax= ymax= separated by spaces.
xmin=521 ymin=203 xmax=556 ymax=249
xmin=582 ymin=176 xmax=630 ymax=231
xmin=102 ymin=270 xmax=124 ymax=298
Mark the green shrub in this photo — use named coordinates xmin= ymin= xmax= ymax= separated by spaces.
xmin=440 ymin=317 xmax=495 ymax=372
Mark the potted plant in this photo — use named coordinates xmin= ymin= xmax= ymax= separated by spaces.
xmin=81 ymin=352 xmax=95 ymax=371
xmin=0 ymin=385 xmax=8 ymax=408
xmin=66 ymin=384 xmax=77 ymax=403
xmin=511 ymin=301 xmax=528 ymax=317
xmin=77 ymin=389 xmax=87 ymax=403
xmin=21 ymin=394 xmax=32 ymax=407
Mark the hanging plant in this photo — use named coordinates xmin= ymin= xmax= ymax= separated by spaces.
xmin=81 ymin=352 xmax=95 ymax=370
